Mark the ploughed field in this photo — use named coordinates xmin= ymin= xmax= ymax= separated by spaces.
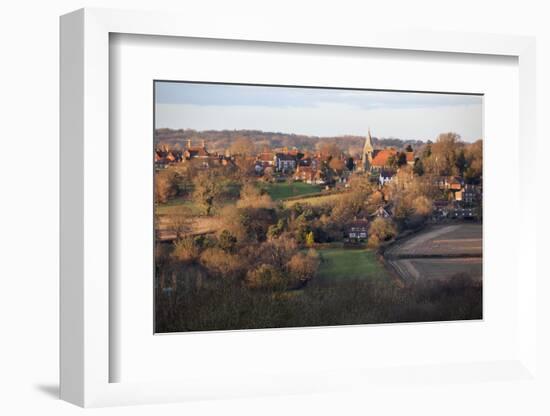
xmin=385 ymin=224 xmax=482 ymax=283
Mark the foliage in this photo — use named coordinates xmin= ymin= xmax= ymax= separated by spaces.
xmin=200 ymin=248 xmax=243 ymax=280
xmin=218 ymin=229 xmax=237 ymax=252
xmin=368 ymin=217 xmax=397 ymax=248
xmin=155 ymin=170 xmax=178 ymax=203
xmin=286 ymin=250 xmax=320 ymax=283
xmin=171 ymin=236 xmax=200 ymax=264
xmin=192 ymin=170 xmax=223 ymax=215
xmin=245 ymin=264 xmax=287 ymax=290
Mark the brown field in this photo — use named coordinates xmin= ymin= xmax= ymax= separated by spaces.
xmin=386 ymin=223 xmax=482 ymax=283
xmin=386 ymin=224 xmax=482 ymax=257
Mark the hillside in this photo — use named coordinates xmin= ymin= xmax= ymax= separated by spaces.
xmin=154 ymin=128 xmax=426 ymax=156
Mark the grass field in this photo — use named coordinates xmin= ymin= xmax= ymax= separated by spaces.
xmin=283 ymin=192 xmax=343 ymax=208
xmin=156 ymin=198 xmax=202 ymax=216
xmin=315 ymin=248 xmax=389 ymax=283
xmin=261 ymin=182 xmax=322 ymax=200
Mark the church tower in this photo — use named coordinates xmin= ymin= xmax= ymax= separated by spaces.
xmin=362 ymin=129 xmax=374 ymax=171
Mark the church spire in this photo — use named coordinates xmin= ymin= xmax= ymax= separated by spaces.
xmin=362 ymin=128 xmax=374 ymax=171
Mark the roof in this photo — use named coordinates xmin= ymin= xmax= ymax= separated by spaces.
xmin=185 ymin=147 xmax=210 ymax=157
xmin=275 ymin=153 xmax=297 ymax=161
xmin=379 ymin=169 xmax=395 ymax=178
xmin=371 ymin=149 xmax=397 ymax=167
xmin=258 ymin=152 xmax=274 ymax=161
xmin=347 ymin=219 xmax=369 ymax=229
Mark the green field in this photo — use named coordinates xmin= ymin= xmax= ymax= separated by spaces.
xmin=261 ymin=182 xmax=322 ymax=200
xmin=156 ymin=198 xmax=201 ymax=216
xmin=315 ymin=248 xmax=389 ymax=282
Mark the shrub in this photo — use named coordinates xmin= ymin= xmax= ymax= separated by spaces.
xmin=286 ymin=249 xmax=320 ymax=283
xmin=245 ymin=264 xmax=286 ymax=290
xmin=171 ymin=236 xmax=200 ymax=263
xmin=200 ymin=248 xmax=243 ymax=280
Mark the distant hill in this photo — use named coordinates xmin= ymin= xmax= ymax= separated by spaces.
xmin=154 ymin=128 xmax=426 ymax=157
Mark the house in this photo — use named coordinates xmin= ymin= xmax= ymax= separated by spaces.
xmin=378 ymin=169 xmax=395 ymax=186
xmin=372 ymin=205 xmax=392 ymax=219
xmin=433 ymin=200 xmax=452 ymax=219
xmin=274 ymin=153 xmax=297 ymax=172
xmin=369 ymin=148 xmax=415 ymax=171
xmin=154 ymin=147 xmax=183 ymax=167
xmin=346 ymin=219 xmax=369 ymax=241
xmin=184 ymin=139 xmax=211 ymax=160
xmin=257 ymin=152 xmax=275 ymax=167
xmin=360 ymin=130 xmax=414 ymax=172
xmin=455 ymin=184 xmax=479 ymax=204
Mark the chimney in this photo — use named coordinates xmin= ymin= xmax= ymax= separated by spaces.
xmin=201 ymin=139 xmax=206 ymax=148
xmin=187 ymin=139 xmax=192 ymax=148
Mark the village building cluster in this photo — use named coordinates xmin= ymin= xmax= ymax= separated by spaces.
xmin=155 ymin=130 xmax=482 ymax=242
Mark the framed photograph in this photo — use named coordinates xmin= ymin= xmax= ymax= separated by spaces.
xmin=60 ymin=8 xmax=538 ymax=408
xmin=152 ymin=80 xmax=484 ymax=334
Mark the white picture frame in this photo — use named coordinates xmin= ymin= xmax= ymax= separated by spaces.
xmin=60 ymin=7 xmax=538 ymax=408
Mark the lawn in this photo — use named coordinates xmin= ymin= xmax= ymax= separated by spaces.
xmin=156 ymin=198 xmax=202 ymax=216
xmin=261 ymin=182 xmax=322 ymax=200
xmin=315 ymin=248 xmax=389 ymax=283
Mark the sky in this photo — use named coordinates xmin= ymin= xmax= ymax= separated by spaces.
xmin=155 ymin=82 xmax=483 ymax=142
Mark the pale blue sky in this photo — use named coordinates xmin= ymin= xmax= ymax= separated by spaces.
xmin=155 ymin=82 xmax=483 ymax=142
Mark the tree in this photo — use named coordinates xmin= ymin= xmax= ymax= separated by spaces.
xmin=464 ymin=139 xmax=483 ymax=184
xmin=245 ymin=264 xmax=286 ymax=290
xmin=155 ymin=170 xmax=178 ymax=203
xmin=405 ymin=144 xmax=413 ymax=152
xmin=257 ymin=234 xmax=297 ymax=268
xmin=218 ymin=229 xmax=237 ymax=252
xmin=397 ymin=152 xmax=408 ymax=167
xmin=305 ymin=230 xmax=315 ymax=247
xmin=368 ymin=217 xmax=397 ymax=248
xmin=346 ymin=157 xmax=355 ymax=172
xmin=237 ymin=182 xmax=273 ymax=209
xmin=423 ymin=132 xmax=463 ymax=176
xmin=329 ymin=158 xmax=346 ymax=175
xmin=413 ymin=158 xmax=424 ymax=176
xmin=167 ymin=206 xmax=192 ymax=239
xmin=200 ymin=247 xmax=243 ymax=280
xmin=455 ymin=148 xmax=467 ymax=176
xmin=286 ymin=250 xmax=320 ymax=283
xmin=171 ymin=236 xmax=200 ymax=263
xmin=192 ymin=171 xmax=222 ymax=215
xmin=318 ymin=142 xmax=342 ymax=159
xmin=412 ymin=195 xmax=433 ymax=216
xmin=230 ymin=136 xmax=256 ymax=156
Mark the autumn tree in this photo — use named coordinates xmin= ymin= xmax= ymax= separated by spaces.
xmin=230 ymin=136 xmax=256 ymax=156
xmin=245 ymin=264 xmax=286 ymax=290
xmin=346 ymin=157 xmax=355 ymax=171
xmin=423 ymin=132 xmax=463 ymax=176
xmin=218 ymin=229 xmax=237 ymax=252
xmin=328 ymin=158 xmax=346 ymax=175
xmin=200 ymin=247 xmax=243 ymax=280
xmin=171 ymin=236 xmax=200 ymax=264
xmin=155 ymin=170 xmax=178 ymax=203
xmin=367 ymin=217 xmax=397 ymax=248
xmin=286 ymin=249 xmax=320 ymax=283
xmin=464 ymin=139 xmax=483 ymax=184
xmin=167 ymin=206 xmax=193 ymax=239
xmin=318 ymin=142 xmax=342 ymax=159
xmin=192 ymin=170 xmax=223 ymax=215
xmin=237 ymin=181 xmax=273 ymax=209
